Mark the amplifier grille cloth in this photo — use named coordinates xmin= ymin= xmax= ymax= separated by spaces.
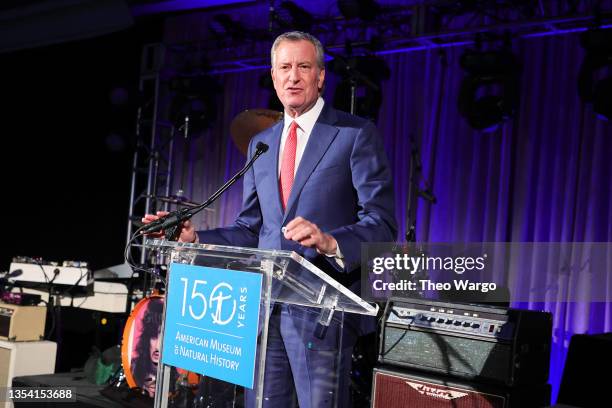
xmin=373 ymin=371 xmax=506 ymax=408
xmin=383 ymin=327 xmax=510 ymax=382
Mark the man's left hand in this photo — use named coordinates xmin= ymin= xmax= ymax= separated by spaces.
xmin=283 ymin=216 xmax=338 ymax=255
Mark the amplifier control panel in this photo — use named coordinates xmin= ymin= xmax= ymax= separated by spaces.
xmin=387 ymin=303 xmax=514 ymax=341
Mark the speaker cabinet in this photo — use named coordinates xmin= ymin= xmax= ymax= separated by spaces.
xmin=557 ymin=333 xmax=612 ymax=408
xmin=0 ymin=340 xmax=56 ymax=407
xmin=0 ymin=303 xmax=46 ymax=341
xmin=372 ymin=367 xmax=550 ymax=408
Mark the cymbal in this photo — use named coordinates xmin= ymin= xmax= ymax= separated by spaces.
xmin=230 ymin=109 xmax=282 ymax=155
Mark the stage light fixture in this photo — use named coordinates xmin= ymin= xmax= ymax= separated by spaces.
xmin=337 ymin=0 xmax=380 ymax=21
xmin=578 ymin=28 xmax=612 ymax=121
xmin=274 ymin=1 xmax=313 ymax=32
xmin=168 ymin=75 xmax=222 ymax=134
xmin=331 ymin=55 xmax=390 ymax=121
xmin=209 ymin=14 xmax=246 ymax=40
xmin=457 ymin=48 xmax=521 ymax=132
xmin=105 ymin=85 xmax=145 ymax=152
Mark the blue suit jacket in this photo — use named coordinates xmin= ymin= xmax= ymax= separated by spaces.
xmin=198 ymin=104 xmax=397 ymax=345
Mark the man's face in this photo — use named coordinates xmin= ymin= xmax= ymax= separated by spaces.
xmin=271 ymin=40 xmax=325 ymax=117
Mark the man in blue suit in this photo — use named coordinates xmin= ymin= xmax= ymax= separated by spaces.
xmin=145 ymin=31 xmax=396 ymax=407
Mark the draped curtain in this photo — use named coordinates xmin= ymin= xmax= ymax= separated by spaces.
xmin=166 ymin=19 xmax=612 ymax=400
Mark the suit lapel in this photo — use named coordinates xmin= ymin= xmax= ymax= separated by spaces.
xmin=260 ymin=122 xmax=284 ymax=219
xmin=282 ymin=106 xmax=339 ymax=223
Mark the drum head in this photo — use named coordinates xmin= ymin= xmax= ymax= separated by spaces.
xmin=121 ymin=295 xmax=164 ymax=397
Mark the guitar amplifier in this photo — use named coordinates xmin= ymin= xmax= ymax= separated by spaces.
xmin=379 ymin=298 xmax=552 ymax=386
xmin=372 ymin=367 xmax=551 ymax=408
xmin=0 ymin=303 xmax=46 ymax=341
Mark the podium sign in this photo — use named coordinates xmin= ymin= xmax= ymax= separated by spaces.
xmin=161 ymin=263 xmax=262 ymax=389
xmin=147 ymin=239 xmax=378 ymax=408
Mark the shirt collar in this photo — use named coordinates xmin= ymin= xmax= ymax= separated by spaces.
xmin=283 ymin=97 xmax=325 ymax=135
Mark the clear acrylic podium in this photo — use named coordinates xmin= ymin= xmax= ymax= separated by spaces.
xmin=146 ymin=238 xmax=378 ymax=408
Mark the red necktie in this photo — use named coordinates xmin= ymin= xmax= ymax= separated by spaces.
xmin=279 ymin=121 xmax=298 ymax=210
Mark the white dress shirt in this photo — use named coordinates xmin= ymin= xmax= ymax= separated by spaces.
xmin=278 ymin=97 xmax=325 ymax=176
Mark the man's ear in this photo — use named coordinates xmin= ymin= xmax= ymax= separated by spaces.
xmin=318 ymin=68 xmax=325 ymax=91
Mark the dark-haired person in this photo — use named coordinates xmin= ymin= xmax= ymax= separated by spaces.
xmin=144 ymin=31 xmax=396 ymax=408
xmin=130 ymin=298 xmax=163 ymax=397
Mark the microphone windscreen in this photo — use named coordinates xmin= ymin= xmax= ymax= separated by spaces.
xmin=256 ymin=142 xmax=269 ymax=153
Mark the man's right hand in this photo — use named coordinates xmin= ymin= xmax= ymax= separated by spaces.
xmin=141 ymin=211 xmax=197 ymax=243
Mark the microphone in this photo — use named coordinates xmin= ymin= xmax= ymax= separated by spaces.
xmin=255 ymin=141 xmax=269 ymax=153
xmin=142 ymin=142 xmax=269 ymax=239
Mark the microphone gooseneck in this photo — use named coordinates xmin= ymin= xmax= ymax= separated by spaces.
xmin=142 ymin=142 xmax=269 ymax=240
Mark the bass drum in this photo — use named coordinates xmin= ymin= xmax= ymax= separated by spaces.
xmin=121 ymin=295 xmax=164 ymax=397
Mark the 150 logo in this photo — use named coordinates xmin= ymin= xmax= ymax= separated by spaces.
xmin=179 ymin=278 xmax=248 ymax=328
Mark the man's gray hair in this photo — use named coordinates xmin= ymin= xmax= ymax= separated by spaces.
xmin=271 ymin=31 xmax=325 ymax=70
